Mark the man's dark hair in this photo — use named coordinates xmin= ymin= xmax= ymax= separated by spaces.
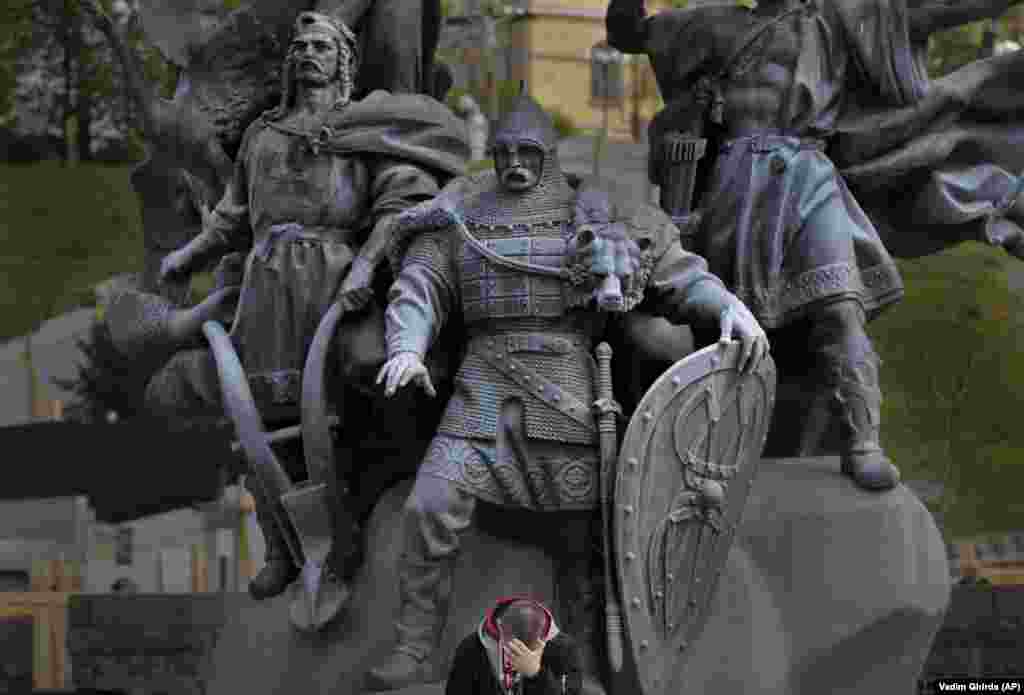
xmin=496 ymin=599 xmax=548 ymax=643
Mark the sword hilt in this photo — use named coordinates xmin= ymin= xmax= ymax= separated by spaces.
xmin=595 ymin=343 xmax=614 ymax=409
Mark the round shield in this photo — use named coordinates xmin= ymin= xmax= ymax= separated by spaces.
xmin=614 ymin=341 xmax=776 ymax=695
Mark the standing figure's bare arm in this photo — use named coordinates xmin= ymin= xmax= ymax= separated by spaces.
xmin=909 ymin=0 xmax=1020 ymax=40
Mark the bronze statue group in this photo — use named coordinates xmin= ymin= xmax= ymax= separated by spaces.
xmin=94 ymin=1 xmax=1024 ymax=693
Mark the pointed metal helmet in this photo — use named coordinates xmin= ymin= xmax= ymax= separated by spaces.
xmin=492 ymin=83 xmax=559 ymax=153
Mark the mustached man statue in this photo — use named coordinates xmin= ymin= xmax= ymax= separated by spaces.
xmin=147 ymin=10 xmax=468 ymax=603
xmin=364 ymin=88 xmax=770 ymax=692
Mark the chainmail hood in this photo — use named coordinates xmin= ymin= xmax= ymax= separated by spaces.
xmin=492 ymin=91 xmax=559 ymax=153
xmin=466 ymin=86 xmax=571 ymax=224
xmin=464 ymin=152 xmax=574 ymax=225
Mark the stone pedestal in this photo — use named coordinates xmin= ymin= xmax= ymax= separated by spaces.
xmin=204 ymin=457 xmax=950 ymax=695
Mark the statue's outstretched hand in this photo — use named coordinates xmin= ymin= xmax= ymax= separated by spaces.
xmin=376 ymin=352 xmax=436 ymax=398
xmin=159 ymin=248 xmax=193 ymax=284
xmin=717 ymin=299 xmax=770 ymax=376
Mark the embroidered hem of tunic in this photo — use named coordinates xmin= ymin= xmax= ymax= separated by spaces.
xmin=418 ymin=435 xmax=600 ymax=511
xmin=733 ymin=260 xmax=904 ymax=328
xmin=699 ymin=135 xmax=905 ymax=330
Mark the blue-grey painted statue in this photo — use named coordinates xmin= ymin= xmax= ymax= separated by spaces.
xmin=89 ymin=5 xmax=470 ymax=618
xmin=607 ymin=0 xmax=1024 ymax=492
xmin=365 ymin=88 xmax=770 ymax=693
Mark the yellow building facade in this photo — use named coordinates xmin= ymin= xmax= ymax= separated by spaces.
xmin=518 ymin=0 xmax=676 ymax=141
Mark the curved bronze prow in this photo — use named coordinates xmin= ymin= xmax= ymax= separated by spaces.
xmin=204 ymin=320 xmax=350 ymax=632
xmin=201 ymin=321 xmax=301 ymax=564
xmin=301 ymin=300 xmax=353 ymax=579
xmin=301 ymin=300 xmax=347 ymax=488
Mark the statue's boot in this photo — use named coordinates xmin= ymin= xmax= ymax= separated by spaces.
xmin=367 ymin=475 xmax=474 ymax=691
xmin=829 ymin=350 xmax=901 ymax=492
xmin=798 ymin=301 xmax=899 ymax=492
xmin=364 ymin=555 xmax=445 ymax=690
xmin=246 ymin=479 xmax=300 ymax=600
xmin=984 ymin=185 xmax=1024 ymax=259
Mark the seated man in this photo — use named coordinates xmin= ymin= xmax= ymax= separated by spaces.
xmin=368 ymin=89 xmax=768 ymax=691
xmin=446 ymin=597 xmax=581 ymax=695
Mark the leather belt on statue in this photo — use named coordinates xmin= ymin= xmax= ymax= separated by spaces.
xmin=467 ymin=332 xmax=592 ymax=356
xmin=471 ymin=343 xmax=596 ymax=433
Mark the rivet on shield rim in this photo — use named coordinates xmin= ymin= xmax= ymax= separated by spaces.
xmin=632 ymin=597 xmax=641 ymax=608
xmin=643 ymin=411 xmax=653 ymax=421
xmin=689 ymin=599 xmax=697 ymax=607
xmin=623 ymin=505 xmax=634 ymax=515
xmin=627 ymin=457 xmax=638 ymax=468
xmin=640 ymin=640 xmax=649 ymax=649
xmin=672 ymin=376 xmax=681 ymax=386
xmin=679 ymin=641 xmax=688 ymax=651
xmin=667 ymin=573 xmax=674 ymax=581
xmin=625 ymin=552 xmax=636 ymax=561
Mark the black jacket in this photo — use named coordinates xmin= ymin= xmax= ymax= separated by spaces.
xmin=445 ymin=632 xmax=582 ymax=695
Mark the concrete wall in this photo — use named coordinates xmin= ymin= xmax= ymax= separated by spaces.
xmin=0 ymin=491 xmax=254 ymax=595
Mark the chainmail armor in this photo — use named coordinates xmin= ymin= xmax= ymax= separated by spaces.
xmin=463 ymin=158 xmax=575 ymax=226
xmin=437 ymin=349 xmax=599 ymax=446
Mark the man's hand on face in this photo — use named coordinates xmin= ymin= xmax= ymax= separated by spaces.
xmin=506 ymin=638 xmax=545 ymax=678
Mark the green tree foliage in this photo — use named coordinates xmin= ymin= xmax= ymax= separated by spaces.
xmin=0 ymin=1 xmax=34 ymax=126
xmin=5 ymin=0 xmax=176 ymax=160
xmin=927 ymin=6 xmax=1023 ymax=77
xmin=54 ymin=317 xmax=151 ymax=422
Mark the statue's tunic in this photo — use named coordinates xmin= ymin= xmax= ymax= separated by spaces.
xmin=139 ymin=92 xmax=468 ymax=415
xmin=385 ymin=173 xmax=728 ymax=511
xmin=637 ymin=1 xmax=911 ymax=329
xmin=203 ymin=115 xmax=441 ymax=402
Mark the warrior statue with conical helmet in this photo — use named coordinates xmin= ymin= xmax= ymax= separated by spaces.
xmin=367 ymin=88 xmax=770 ymax=693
